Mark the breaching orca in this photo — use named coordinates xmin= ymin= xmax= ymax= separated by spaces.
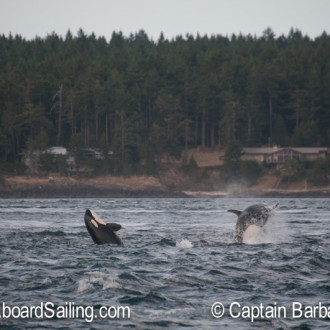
xmin=228 ymin=203 xmax=279 ymax=243
xmin=84 ymin=209 xmax=122 ymax=245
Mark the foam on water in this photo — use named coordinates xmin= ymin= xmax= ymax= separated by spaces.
xmin=77 ymin=278 xmax=93 ymax=292
xmin=77 ymin=271 xmax=119 ymax=292
xmin=176 ymin=239 xmax=193 ymax=248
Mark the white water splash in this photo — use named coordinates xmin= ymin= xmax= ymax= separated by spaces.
xmin=77 ymin=278 xmax=93 ymax=292
xmin=242 ymin=211 xmax=288 ymax=245
xmin=242 ymin=225 xmax=278 ymax=245
xmin=176 ymin=239 xmax=193 ymax=248
xmin=242 ymin=225 xmax=263 ymax=244
xmin=77 ymin=271 xmax=119 ymax=292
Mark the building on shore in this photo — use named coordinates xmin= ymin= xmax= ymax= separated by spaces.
xmin=241 ymin=147 xmax=328 ymax=168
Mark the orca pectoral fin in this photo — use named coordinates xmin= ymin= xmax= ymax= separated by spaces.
xmin=228 ymin=209 xmax=242 ymax=217
xmin=106 ymin=223 xmax=122 ymax=231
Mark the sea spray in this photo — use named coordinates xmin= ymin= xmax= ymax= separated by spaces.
xmin=176 ymin=239 xmax=193 ymax=248
xmin=242 ymin=205 xmax=287 ymax=245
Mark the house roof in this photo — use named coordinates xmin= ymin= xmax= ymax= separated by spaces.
xmin=44 ymin=146 xmax=68 ymax=155
xmin=242 ymin=147 xmax=328 ymax=155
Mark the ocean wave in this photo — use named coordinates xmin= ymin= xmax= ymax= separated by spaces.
xmin=1 ymin=198 xmax=329 ymax=329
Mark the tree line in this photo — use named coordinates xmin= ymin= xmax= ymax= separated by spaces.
xmin=0 ymin=28 xmax=329 ymax=174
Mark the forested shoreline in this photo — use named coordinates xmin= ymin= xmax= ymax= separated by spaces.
xmin=1 ymin=28 xmax=330 ymax=175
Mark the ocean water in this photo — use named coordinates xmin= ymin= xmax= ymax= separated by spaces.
xmin=0 ymin=198 xmax=329 ymax=329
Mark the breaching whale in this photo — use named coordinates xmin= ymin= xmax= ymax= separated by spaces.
xmin=228 ymin=203 xmax=279 ymax=243
xmin=84 ymin=209 xmax=122 ymax=245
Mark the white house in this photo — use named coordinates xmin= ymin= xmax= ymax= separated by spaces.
xmin=241 ymin=147 xmax=328 ymax=168
xmin=43 ymin=146 xmax=75 ymax=165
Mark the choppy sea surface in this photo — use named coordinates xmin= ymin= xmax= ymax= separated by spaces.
xmin=0 ymin=198 xmax=329 ymax=329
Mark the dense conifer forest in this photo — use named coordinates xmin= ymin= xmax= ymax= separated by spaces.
xmin=0 ymin=28 xmax=329 ymax=174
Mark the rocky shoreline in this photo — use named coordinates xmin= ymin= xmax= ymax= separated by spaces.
xmin=184 ymin=189 xmax=330 ymax=198
xmin=0 ymin=176 xmax=186 ymax=198
xmin=1 ymin=175 xmax=330 ymax=199
xmin=0 ymin=184 xmax=186 ymax=198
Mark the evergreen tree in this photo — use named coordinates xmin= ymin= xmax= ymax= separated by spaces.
xmin=0 ymin=29 xmax=329 ymax=173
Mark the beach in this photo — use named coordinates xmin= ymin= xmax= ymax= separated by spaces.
xmin=1 ymin=175 xmax=330 ymax=198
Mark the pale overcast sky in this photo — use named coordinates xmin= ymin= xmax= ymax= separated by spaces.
xmin=1 ymin=0 xmax=329 ymax=40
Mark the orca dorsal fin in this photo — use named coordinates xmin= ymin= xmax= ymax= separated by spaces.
xmin=106 ymin=223 xmax=122 ymax=232
xmin=228 ymin=209 xmax=242 ymax=217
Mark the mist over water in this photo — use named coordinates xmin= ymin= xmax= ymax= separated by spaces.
xmin=0 ymin=198 xmax=329 ymax=328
